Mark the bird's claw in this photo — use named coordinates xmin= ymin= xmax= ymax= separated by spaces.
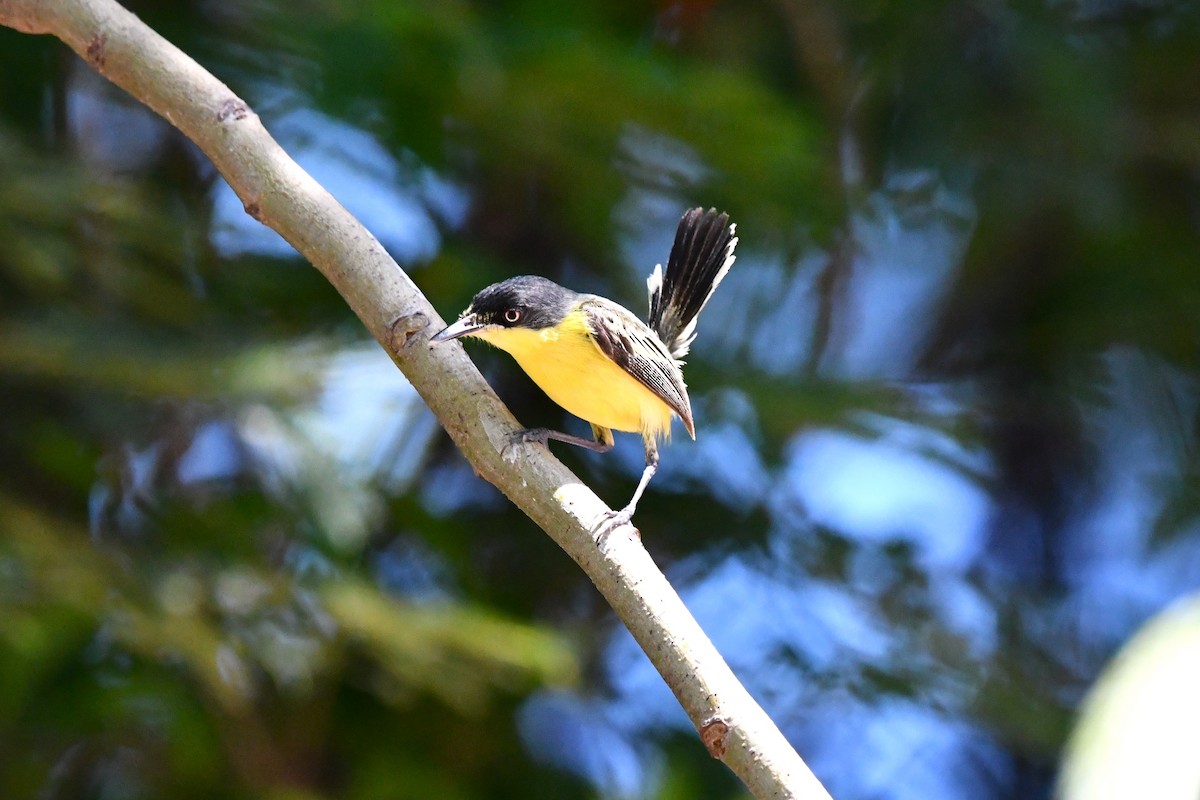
xmin=501 ymin=428 xmax=547 ymax=463
xmin=594 ymin=506 xmax=640 ymax=540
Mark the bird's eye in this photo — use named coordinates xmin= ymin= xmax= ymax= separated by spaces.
xmin=504 ymin=308 xmax=522 ymax=324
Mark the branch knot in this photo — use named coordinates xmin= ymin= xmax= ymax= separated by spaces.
xmin=85 ymin=33 xmax=106 ymax=68
xmin=700 ymin=715 xmax=733 ymax=759
xmin=217 ymin=97 xmax=249 ymax=123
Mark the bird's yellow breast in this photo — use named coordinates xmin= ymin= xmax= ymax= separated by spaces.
xmin=473 ymin=311 xmax=676 ymax=441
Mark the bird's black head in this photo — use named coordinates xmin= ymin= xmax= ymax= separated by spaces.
xmin=467 ymin=275 xmax=577 ymax=329
xmin=431 ymin=275 xmax=577 ymax=342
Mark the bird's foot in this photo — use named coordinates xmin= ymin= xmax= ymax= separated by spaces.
xmin=594 ymin=504 xmax=640 ymax=541
xmin=501 ymin=427 xmax=549 ymax=463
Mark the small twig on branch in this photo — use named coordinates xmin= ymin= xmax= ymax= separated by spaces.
xmin=0 ymin=1 xmax=833 ymax=797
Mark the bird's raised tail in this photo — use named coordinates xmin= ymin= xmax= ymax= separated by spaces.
xmin=647 ymin=208 xmax=738 ymax=359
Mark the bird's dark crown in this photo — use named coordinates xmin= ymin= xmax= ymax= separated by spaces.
xmin=465 ymin=275 xmax=578 ymax=329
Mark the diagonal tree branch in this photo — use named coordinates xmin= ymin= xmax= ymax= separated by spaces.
xmin=0 ymin=1 xmax=832 ymax=796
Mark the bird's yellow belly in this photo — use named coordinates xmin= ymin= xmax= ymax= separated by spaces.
xmin=475 ymin=325 xmax=675 ymax=439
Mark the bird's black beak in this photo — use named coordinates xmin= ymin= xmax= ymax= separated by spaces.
xmin=430 ymin=312 xmax=485 ymax=343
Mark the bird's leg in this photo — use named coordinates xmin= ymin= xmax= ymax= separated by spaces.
xmin=503 ymin=424 xmax=614 ymax=461
xmin=598 ymin=438 xmax=659 ymax=534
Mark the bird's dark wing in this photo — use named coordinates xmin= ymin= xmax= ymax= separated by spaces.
xmin=580 ymin=298 xmax=695 ymax=438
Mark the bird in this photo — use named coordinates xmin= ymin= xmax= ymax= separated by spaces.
xmin=431 ymin=207 xmax=738 ymax=529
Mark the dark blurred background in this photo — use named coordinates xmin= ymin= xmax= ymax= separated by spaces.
xmin=2 ymin=1 xmax=1199 ymax=798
